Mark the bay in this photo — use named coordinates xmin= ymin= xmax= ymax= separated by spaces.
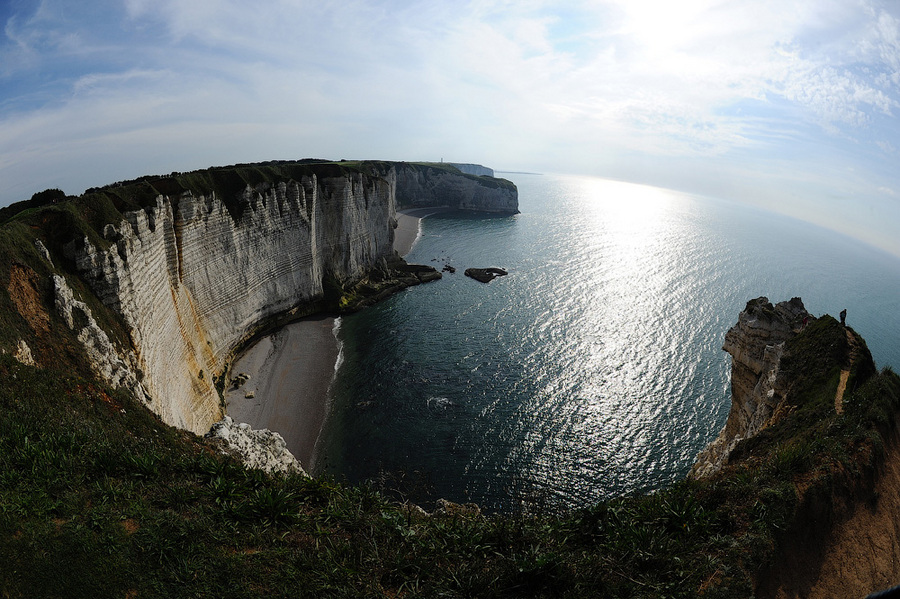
xmin=315 ymin=173 xmax=900 ymax=512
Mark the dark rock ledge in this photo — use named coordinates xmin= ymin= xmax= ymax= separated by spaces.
xmin=336 ymin=261 xmax=441 ymax=312
xmin=464 ymin=267 xmax=507 ymax=283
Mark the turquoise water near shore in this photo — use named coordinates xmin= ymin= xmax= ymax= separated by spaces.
xmin=316 ymin=173 xmax=900 ymax=512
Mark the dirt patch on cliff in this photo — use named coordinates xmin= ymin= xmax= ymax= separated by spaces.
xmin=835 ymin=329 xmax=864 ymax=415
xmin=763 ymin=429 xmax=900 ymax=598
xmin=800 ymin=435 xmax=900 ymax=598
xmin=8 ymin=263 xmax=50 ymax=335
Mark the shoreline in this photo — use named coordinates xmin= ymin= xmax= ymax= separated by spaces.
xmin=224 ymin=315 xmax=339 ymax=472
xmin=223 ymin=207 xmax=439 ymax=471
xmin=395 ymin=207 xmax=453 ymax=257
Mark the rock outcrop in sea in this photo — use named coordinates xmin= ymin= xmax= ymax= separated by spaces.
xmin=464 ymin=267 xmax=508 ymax=283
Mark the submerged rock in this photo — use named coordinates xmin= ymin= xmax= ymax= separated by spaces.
xmin=464 ymin=267 xmax=507 ymax=283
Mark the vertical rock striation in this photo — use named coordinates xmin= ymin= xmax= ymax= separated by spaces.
xmin=692 ymin=297 xmax=809 ymax=478
xmin=64 ymin=171 xmax=396 ymax=435
xmin=52 ymin=161 xmax=518 ymax=440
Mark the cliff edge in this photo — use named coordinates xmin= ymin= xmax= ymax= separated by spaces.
xmin=692 ymin=297 xmax=810 ymax=477
xmin=395 ymin=162 xmax=519 ymax=213
xmin=692 ymin=297 xmax=877 ymax=479
xmin=0 ymin=160 xmax=518 ymax=438
xmin=688 ymin=297 xmax=900 ymax=597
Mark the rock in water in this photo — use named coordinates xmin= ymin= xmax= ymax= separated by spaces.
xmin=464 ymin=267 xmax=508 ymax=283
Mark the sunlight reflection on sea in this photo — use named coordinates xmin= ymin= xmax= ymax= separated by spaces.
xmin=316 ymin=173 xmax=900 ymax=512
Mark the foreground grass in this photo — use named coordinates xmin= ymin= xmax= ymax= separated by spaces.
xmin=2 ymin=317 xmax=899 ymax=597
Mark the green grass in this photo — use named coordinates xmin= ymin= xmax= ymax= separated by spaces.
xmin=1 ymin=338 xmax=898 ymax=597
xmin=409 ymin=161 xmax=517 ymax=192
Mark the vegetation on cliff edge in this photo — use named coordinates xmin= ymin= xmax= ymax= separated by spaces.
xmin=1 ymin=160 xmax=516 ymax=229
xmin=1 ymin=315 xmax=899 ymax=597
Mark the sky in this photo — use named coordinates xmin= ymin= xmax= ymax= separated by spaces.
xmin=3 ymin=0 xmax=900 ymax=256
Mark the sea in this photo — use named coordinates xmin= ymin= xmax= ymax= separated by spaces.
xmin=314 ymin=173 xmax=900 ymax=513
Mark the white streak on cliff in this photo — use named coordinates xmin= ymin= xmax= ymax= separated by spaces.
xmin=53 ymin=274 xmax=148 ymax=400
xmin=66 ymin=171 xmax=397 ymax=435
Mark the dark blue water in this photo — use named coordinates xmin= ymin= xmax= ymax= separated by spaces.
xmin=315 ymin=173 xmax=900 ymax=512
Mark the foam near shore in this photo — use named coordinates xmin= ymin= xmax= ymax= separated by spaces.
xmin=395 ymin=207 xmax=454 ymax=256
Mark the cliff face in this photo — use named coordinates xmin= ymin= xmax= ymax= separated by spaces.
xmin=446 ymin=163 xmax=494 ymax=177
xmin=692 ymin=297 xmax=810 ymax=478
xmin=63 ymin=171 xmax=397 ymax=434
xmin=16 ymin=160 xmax=518 ymax=438
xmin=395 ymin=163 xmax=518 ymax=213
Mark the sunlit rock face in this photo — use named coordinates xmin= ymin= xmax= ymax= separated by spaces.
xmin=395 ymin=164 xmax=518 ymax=213
xmin=65 ymin=171 xmax=396 ymax=435
xmin=691 ymin=297 xmax=809 ymax=478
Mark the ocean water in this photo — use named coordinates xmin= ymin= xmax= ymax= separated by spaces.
xmin=315 ymin=173 xmax=900 ymax=512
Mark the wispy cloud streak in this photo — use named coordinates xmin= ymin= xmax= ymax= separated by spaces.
xmin=2 ymin=0 xmax=900 ymax=254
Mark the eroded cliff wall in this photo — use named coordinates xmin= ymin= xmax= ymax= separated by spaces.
xmin=691 ymin=297 xmax=809 ymax=477
xmin=44 ymin=160 xmax=517 ymax=437
xmin=395 ymin=163 xmax=518 ymax=213
xmin=65 ymin=171 xmax=396 ymax=434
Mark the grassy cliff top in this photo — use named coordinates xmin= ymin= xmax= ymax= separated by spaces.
xmin=1 ymin=311 xmax=898 ymax=596
xmin=1 ymin=160 xmax=397 ymax=231
xmin=405 ymin=161 xmax=518 ymax=192
xmin=0 ymin=160 xmax=515 ymax=234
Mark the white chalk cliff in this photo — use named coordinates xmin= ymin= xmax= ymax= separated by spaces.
xmin=395 ymin=163 xmax=518 ymax=213
xmin=57 ymin=162 xmax=518 ymax=439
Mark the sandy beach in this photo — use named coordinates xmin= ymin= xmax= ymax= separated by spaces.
xmin=224 ymin=208 xmax=440 ymax=472
xmin=395 ymin=207 xmax=453 ymax=256
xmin=225 ymin=315 xmax=339 ymax=472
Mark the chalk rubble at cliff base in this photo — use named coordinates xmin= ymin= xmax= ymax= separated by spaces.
xmin=206 ymin=416 xmax=305 ymax=475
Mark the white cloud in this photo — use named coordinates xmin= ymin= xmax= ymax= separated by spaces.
xmin=2 ymin=0 xmax=900 ymax=257
xmin=877 ymin=139 xmax=897 ymax=153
